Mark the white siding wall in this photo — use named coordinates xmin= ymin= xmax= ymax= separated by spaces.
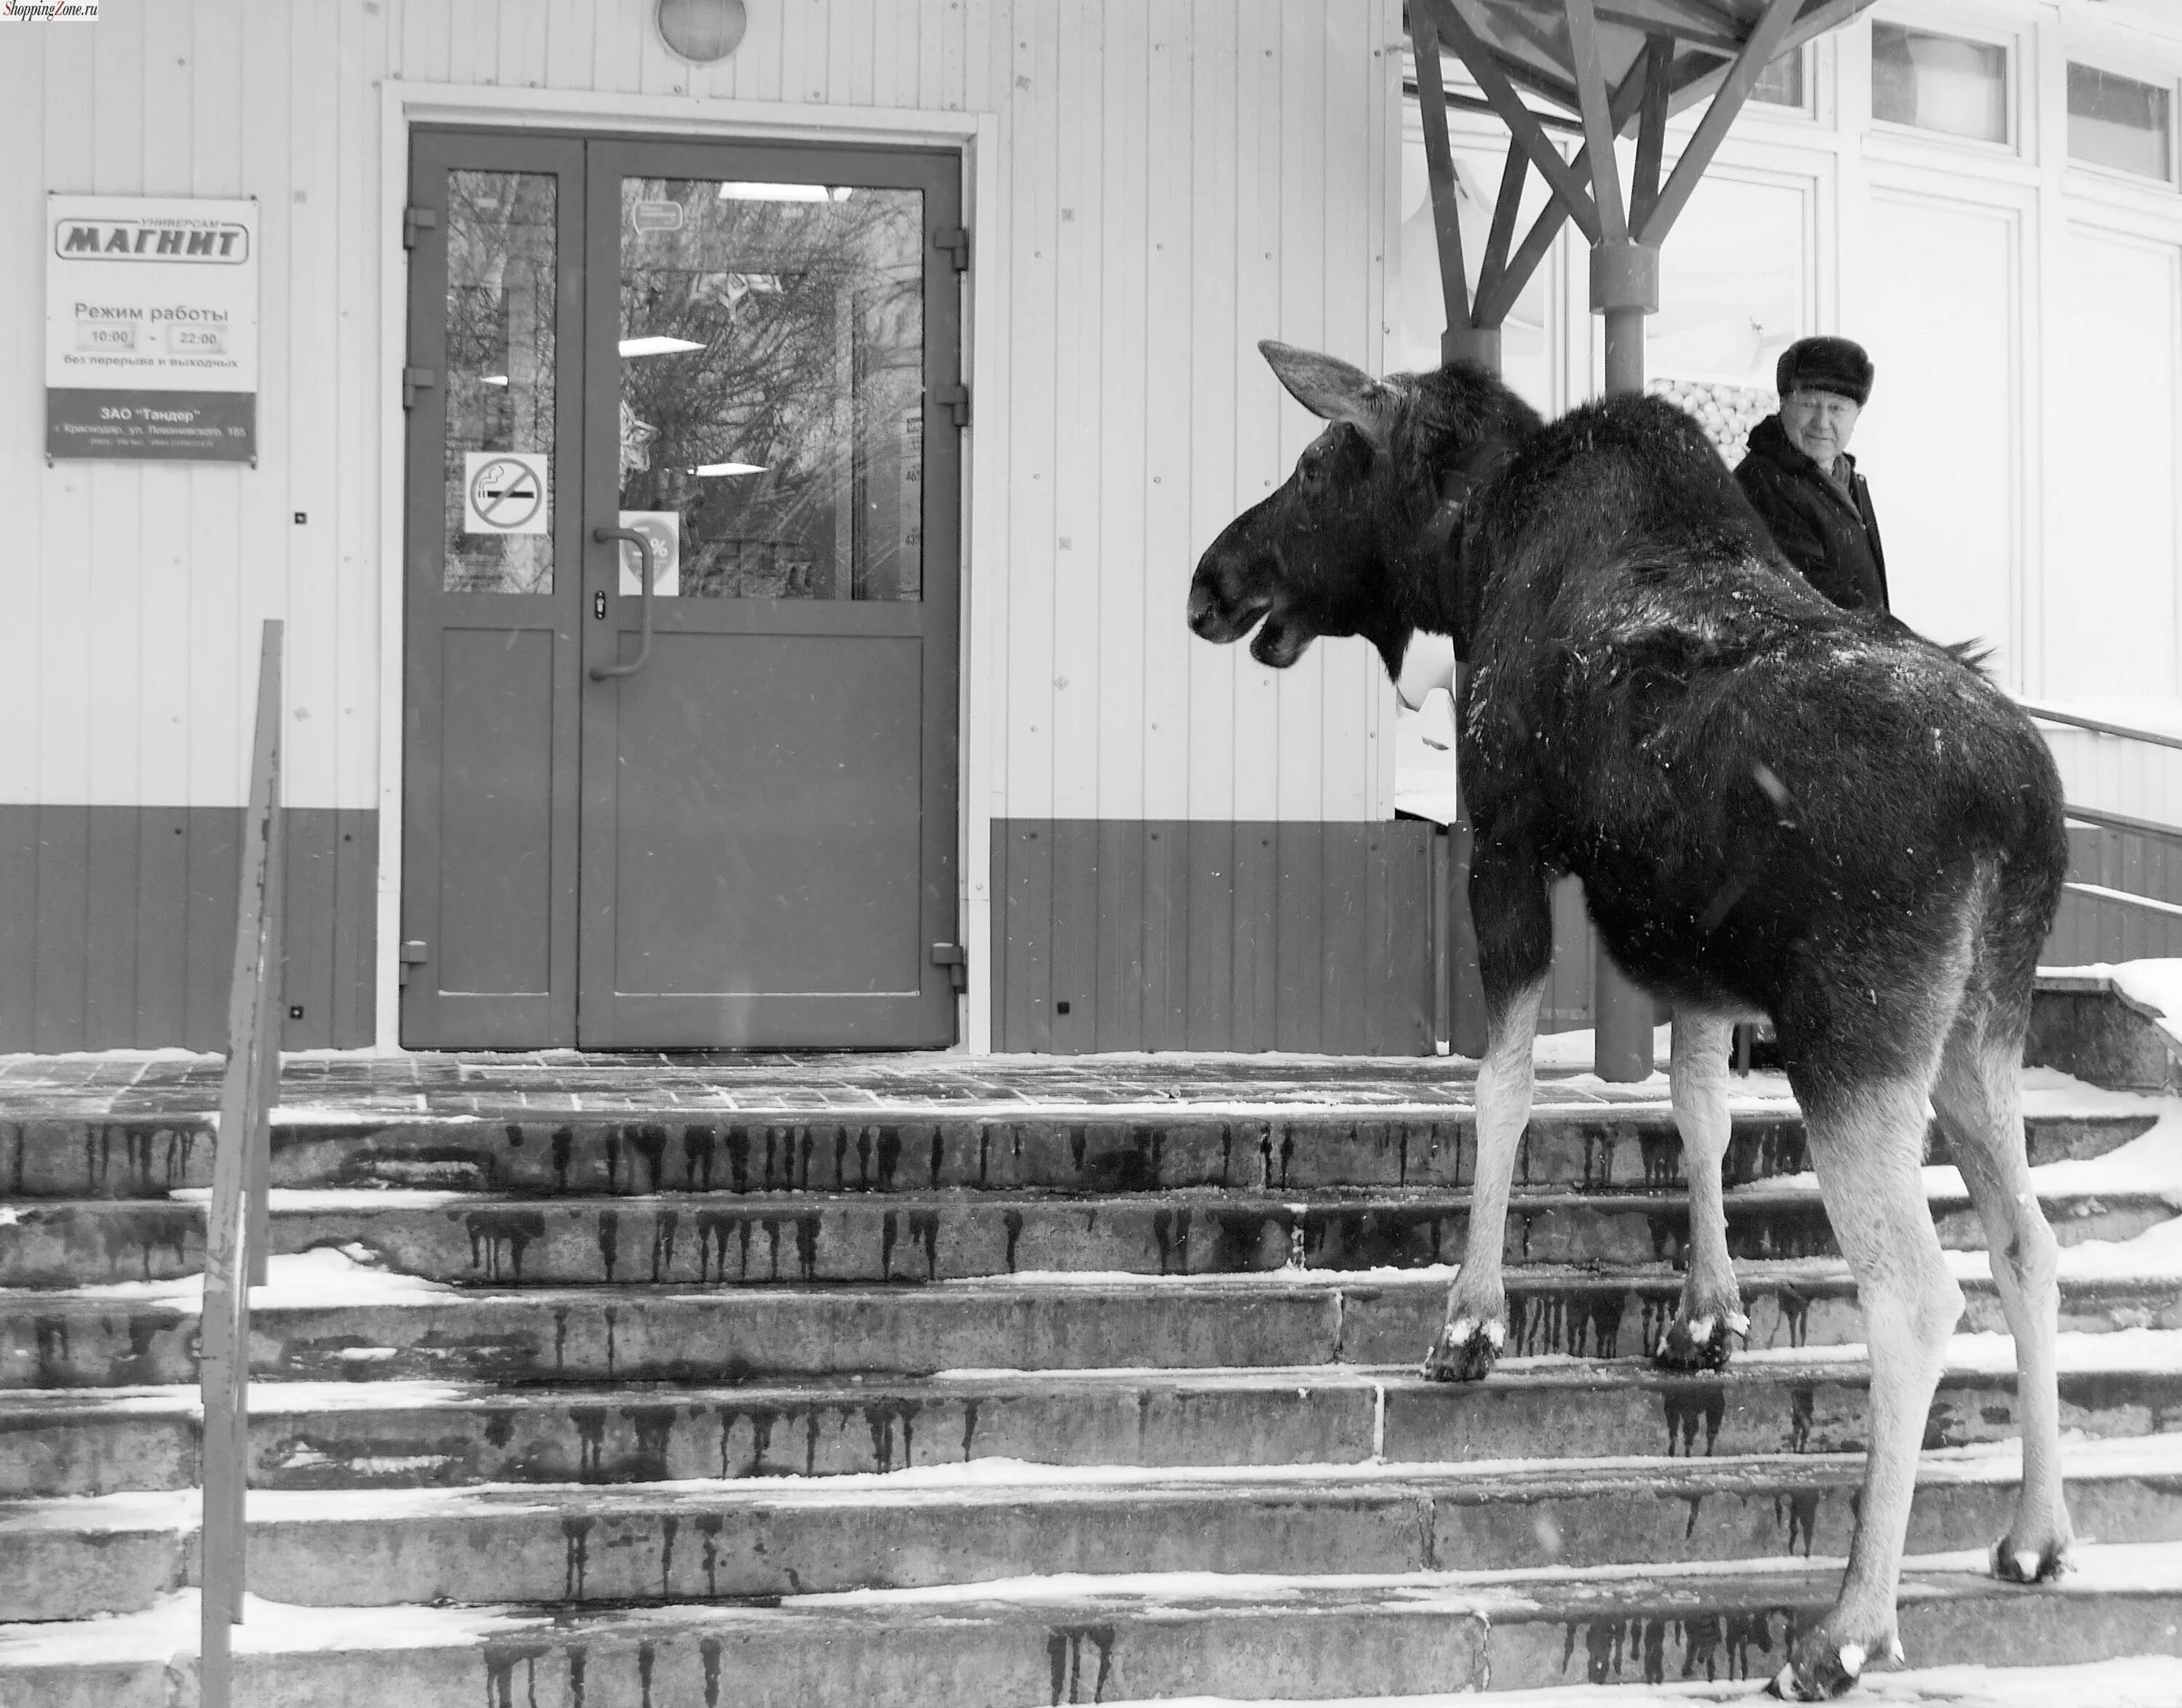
xmin=0 ymin=0 xmax=1403 ymax=823
xmin=1396 ymin=2 xmax=2182 ymax=835
xmin=0 ymin=2 xmax=380 ymax=813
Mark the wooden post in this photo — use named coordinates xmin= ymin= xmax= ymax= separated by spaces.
xmin=201 ymin=619 xmax=284 ymax=1708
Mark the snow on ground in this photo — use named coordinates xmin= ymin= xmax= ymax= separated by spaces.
xmin=0 ymin=1592 xmax=529 ymax=1666
xmin=18 ymin=1244 xmax=456 ymax=1306
xmin=1078 ymin=1654 xmax=2182 ymax=1708
xmin=799 ymin=1539 xmax=2182 ymax=1611
xmin=1954 ymin=1211 xmax=2182 ymax=1283
xmin=1720 ymin=1325 xmax=2182 ymax=1377
xmin=1532 ymin=1023 xmax=1674 ymax=1074
xmin=1745 ymin=1090 xmax=2182 ymax=1205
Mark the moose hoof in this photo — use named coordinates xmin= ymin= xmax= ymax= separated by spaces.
xmin=1655 ymin=1310 xmax=1748 ymax=1373
xmin=1767 ymin=1626 xmax=1903 ymax=1701
xmin=1421 ymin=1316 xmax=1504 ymax=1383
xmin=1990 ymin=1533 xmax=2074 ymax=1584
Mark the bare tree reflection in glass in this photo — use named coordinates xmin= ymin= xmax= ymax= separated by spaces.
xmin=618 ymin=179 xmax=926 ymax=602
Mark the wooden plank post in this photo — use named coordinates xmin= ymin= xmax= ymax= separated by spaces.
xmin=1407 ymin=6 xmax=1472 ymax=351
xmin=201 ymin=619 xmax=284 ymax=1708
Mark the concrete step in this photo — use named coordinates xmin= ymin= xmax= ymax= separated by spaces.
xmin=7 ymin=1541 xmax=2182 ymax=1706
xmin=1093 ymin=1656 xmax=2182 ymax=1708
xmin=13 ymin=1435 xmax=2182 ymax=1622
xmin=9 ymin=1250 xmax=2180 ymax=1394
xmin=7 ymin=1098 xmax=2152 ymax=1199
xmin=6 ymin=1170 xmax=2170 ymax=1289
xmin=8 ymin=1330 xmax=2182 ymax=1498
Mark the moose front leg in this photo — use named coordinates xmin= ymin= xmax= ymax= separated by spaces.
xmin=1657 ymin=1010 xmax=1749 ymax=1371
xmin=1426 ymin=839 xmax=1552 ymax=1383
xmin=1425 ymin=976 xmax=1543 ymax=1380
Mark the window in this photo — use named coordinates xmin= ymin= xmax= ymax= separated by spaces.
xmin=1872 ymin=23 xmax=2008 ymax=144
xmin=1752 ymin=47 xmax=1805 ymax=110
xmin=2069 ymin=63 xmax=2174 ymax=183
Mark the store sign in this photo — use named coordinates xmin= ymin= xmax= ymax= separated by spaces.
xmin=45 ymin=193 xmax=259 ymax=462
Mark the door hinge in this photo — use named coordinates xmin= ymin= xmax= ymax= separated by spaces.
xmin=930 ymin=943 xmax=968 ymax=993
xmin=398 ymin=940 xmax=429 ymax=989
xmin=402 ymin=367 xmax=436 ymax=410
xmin=934 ymin=382 xmax=970 ymax=428
xmin=932 ymin=226 xmax=970 ymax=271
xmin=403 ymin=205 xmax=439 ymax=250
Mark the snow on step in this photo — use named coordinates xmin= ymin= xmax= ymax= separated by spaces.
xmin=12 ymin=1429 xmax=2182 ymax=1621
xmin=1091 ymin=1652 xmax=2182 ymax=1705
xmin=15 ymin=1325 xmax=2182 ymax=1499
xmin=9 ymin=1544 xmax=2182 ymax=1708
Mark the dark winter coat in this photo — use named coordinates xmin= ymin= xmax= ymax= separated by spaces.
xmin=1733 ymin=413 xmax=1890 ymax=614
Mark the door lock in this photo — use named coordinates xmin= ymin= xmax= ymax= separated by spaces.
xmin=594 ymin=591 xmax=607 ymax=620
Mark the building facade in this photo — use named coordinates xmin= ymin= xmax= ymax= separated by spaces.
xmin=0 ymin=0 xmax=2175 ymax=1055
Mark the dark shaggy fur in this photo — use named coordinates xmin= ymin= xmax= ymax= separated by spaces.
xmin=1191 ymin=356 xmax=2067 ymax=1093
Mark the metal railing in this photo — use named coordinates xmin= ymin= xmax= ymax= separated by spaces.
xmin=2018 ymin=698 xmax=2182 ymax=927
xmin=201 ymin=620 xmax=285 ymax=1705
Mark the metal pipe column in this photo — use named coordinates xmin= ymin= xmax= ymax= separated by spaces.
xmin=1590 ymin=240 xmax=1660 ymax=1081
xmin=1442 ymin=322 xmax=1498 ymax=1062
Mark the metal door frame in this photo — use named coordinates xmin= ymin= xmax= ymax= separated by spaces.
xmin=375 ymin=87 xmax=991 ymax=1053
xmin=575 ymin=135 xmax=964 ymax=1048
xmin=399 ymin=129 xmax=588 ymax=1047
xmin=395 ymin=114 xmax=967 ymax=1050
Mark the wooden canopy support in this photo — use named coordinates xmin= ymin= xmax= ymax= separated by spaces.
xmin=1629 ymin=33 xmax=1674 ymax=232
xmin=1435 ymin=0 xmax=1605 ymax=245
xmin=1471 ymin=47 xmax=1651 ymax=327
xmin=1636 ymin=0 xmax=1802 ymax=245
xmin=1403 ymin=0 xmax=1879 ymax=1080
xmin=1565 ymin=0 xmax=1628 ymax=243
xmin=1409 ymin=0 xmax=1881 ymax=344
xmin=1409 ymin=5 xmax=1474 ymax=341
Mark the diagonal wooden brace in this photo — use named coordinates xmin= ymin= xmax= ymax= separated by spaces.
xmin=1429 ymin=0 xmax=1603 ymax=246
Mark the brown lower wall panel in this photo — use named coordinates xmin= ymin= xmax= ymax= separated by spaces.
xmin=2045 ymin=823 xmax=2182 ymax=965
xmin=991 ymin=816 xmax=2174 ymax=1058
xmin=0 ymin=806 xmax=376 ymax=1052
xmin=993 ymin=820 xmax=1437 ymax=1055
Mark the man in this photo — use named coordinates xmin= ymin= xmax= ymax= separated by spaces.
xmin=1735 ymin=335 xmax=1888 ymax=614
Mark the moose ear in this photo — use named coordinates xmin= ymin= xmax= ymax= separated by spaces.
xmin=1259 ymin=340 xmax=1392 ymax=452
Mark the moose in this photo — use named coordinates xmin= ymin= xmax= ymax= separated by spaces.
xmin=1188 ymin=343 xmax=2074 ymax=1700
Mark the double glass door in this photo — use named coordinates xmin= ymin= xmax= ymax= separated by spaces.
xmin=400 ymin=129 xmax=962 ymax=1048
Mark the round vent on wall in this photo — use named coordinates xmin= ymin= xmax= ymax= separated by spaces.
xmin=657 ymin=0 xmax=747 ymax=63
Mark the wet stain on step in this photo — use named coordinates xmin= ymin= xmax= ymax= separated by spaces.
xmin=1047 ymin=1623 xmax=1117 ymax=1704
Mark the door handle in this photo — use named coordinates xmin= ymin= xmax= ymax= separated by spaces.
xmin=589 ymin=525 xmax=656 ymax=680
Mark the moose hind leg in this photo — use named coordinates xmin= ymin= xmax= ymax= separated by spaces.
xmin=1933 ymin=1002 xmax=2074 ymax=1584
xmin=1657 ymin=1011 xmax=1748 ymax=1371
xmin=1773 ymin=1077 xmax=1964 ymax=1701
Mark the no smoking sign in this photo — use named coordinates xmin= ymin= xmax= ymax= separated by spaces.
xmin=462 ymin=451 xmax=550 ymax=535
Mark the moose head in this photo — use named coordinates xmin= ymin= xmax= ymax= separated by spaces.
xmin=1186 ymin=341 xmax=1543 ymax=678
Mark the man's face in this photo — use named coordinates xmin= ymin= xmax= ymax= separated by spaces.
xmin=1780 ymin=388 xmax=1862 ymax=466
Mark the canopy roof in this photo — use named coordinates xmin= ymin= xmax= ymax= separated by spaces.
xmin=1406 ymin=0 xmax=1879 ymax=332
xmin=1426 ymin=0 xmax=1871 ymax=135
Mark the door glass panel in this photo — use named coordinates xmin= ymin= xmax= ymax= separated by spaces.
xmin=443 ymin=171 xmax=558 ymax=594
xmin=618 ymin=177 xmax=926 ymax=601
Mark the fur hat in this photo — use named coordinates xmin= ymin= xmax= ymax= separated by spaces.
xmin=1776 ymin=335 xmax=1873 ymax=407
